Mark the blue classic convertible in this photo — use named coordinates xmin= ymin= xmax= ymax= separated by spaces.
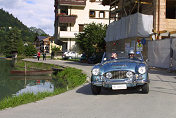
xmin=91 ymin=50 xmax=150 ymax=95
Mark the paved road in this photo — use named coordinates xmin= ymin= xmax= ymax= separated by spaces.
xmin=0 ymin=59 xmax=176 ymax=118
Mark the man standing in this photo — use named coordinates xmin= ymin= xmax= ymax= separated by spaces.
xmin=43 ymin=51 xmax=46 ymax=60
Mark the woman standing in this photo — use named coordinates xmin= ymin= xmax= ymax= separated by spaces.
xmin=37 ymin=51 xmax=40 ymax=61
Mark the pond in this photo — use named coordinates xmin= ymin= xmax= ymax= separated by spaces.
xmin=0 ymin=59 xmax=54 ymax=101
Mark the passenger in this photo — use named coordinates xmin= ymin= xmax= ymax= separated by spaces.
xmin=128 ymin=50 xmax=135 ymax=59
xmin=111 ymin=53 xmax=118 ymax=59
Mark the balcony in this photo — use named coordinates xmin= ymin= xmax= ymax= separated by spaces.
xmin=58 ymin=15 xmax=77 ymax=24
xmin=60 ymin=31 xmax=79 ymax=38
xmin=59 ymin=0 xmax=86 ymax=6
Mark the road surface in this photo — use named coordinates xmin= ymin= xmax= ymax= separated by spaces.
xmin=0 ymin=59 xmax=176 ymax=118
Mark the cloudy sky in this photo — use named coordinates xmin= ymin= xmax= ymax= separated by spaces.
xmin=0 ymin=0 xmax=54 ymax=35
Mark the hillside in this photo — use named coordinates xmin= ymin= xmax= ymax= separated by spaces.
xmin=0 ymin=8 xmax=36 ymax=42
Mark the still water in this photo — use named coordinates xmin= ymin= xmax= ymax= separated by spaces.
xmin=0 ymin=59 xmax=54 ymax=101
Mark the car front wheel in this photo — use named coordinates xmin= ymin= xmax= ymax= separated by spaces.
xmin=91 ymin=84 xmax=101 ymax=95
xmin=68 ymin=56 xmax=72 ymax=59
xmin=141 ymin=83 xmax=149 ymax=94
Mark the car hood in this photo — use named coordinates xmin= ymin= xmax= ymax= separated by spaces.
xmin=100 ymin=59 xmax=142 ymax=73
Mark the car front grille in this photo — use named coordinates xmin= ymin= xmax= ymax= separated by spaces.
xmin=104 ymin=71 xmax=129 ymax=79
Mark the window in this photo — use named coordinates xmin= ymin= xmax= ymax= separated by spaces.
xmin=60 ymin=6 xmax=68 ymax=15
xmin=166 ymin=0 xmax=176 ymax=19
xmin=99 ymin=11 xmax=105 ymax=18
xmin=60 ymin=24 xmax=68 ymax=31
xmin=89 ymin=10 xmax=95 ymax=18
xmin=79 ymin=24 xmax=84 ymax=32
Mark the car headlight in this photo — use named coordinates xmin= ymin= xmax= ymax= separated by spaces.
xmin=138 ymin=66 xmax=146 ymax=74
xmin=126 ymin=71 xmax=133 ymax=78
xmin=106 ymin=72 xmax=112 ymax=79
xmin=92 ymin=68 xmax=100 ymax=75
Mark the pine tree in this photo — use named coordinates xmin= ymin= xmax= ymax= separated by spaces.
xmin=4 ymin=27 xmax=24 ymax=57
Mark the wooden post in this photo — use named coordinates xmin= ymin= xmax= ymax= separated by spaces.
xmin=25 ymin=62 xmax=26 ymax=76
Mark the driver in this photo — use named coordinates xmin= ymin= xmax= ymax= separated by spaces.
xmin=128 ymin=50 xmax=135 ymax=59
xmin=111 ymin=52 xmax=118 ymax=59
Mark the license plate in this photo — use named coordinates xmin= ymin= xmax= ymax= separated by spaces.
xmin=112 ymin=84 xmax=127 ymax=90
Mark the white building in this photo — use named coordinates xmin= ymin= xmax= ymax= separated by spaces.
xmin=54 ymin=0 xmax=110 ymax=52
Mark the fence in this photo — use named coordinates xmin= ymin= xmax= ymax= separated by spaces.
xmin=147 ymin=38 xmax=176 ymax=69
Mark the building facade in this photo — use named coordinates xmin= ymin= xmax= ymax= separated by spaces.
xmin=102 ymin=0 xmax=176 ymax=38
xmin=102 ymin=0 xmax=176 ymax=60
xmin=54 ymin=0 xmax=110 ymax=52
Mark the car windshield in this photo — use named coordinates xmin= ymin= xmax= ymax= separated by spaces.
xmin=102 ymin=51 xmax=143 ymax=62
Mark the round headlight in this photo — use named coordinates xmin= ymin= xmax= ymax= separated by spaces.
xmin=126 ymin=71 xmax=133 ymax=78
xmin=92 ymin=68 xmax=100 ymax=75
xmin=106 ymin=72 xmax=112 ymax=79
xmin=138 ymin=66 xmax=146 ymax=74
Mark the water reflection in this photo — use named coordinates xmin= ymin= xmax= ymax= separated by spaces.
xmin=16 ymin=81 xmax=54 ymax=95
xmin=0 ymin=59 xmax=55 ymax=101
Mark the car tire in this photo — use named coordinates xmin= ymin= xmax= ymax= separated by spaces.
xmin=68 ymin=56 xmax=72 ymax=59
xmin=141 ymin=83 xmax=149 ymax=94
xmin=91 ymin=84 xmax=101 ymax=95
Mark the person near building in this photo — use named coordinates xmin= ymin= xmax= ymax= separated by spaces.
xmin=42 ymin=51 xmax=46 ymax=60
xmin=37 ymin=51 xmax=40 ymax=61
xmin=51 ymin=51 xmax=54 ymax=59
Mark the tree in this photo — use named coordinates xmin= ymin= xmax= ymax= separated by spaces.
xmin=76 ymin=23 xmax=107 ymax=57
xmin=4 ymin=27 xmax=24 ymax=57
xmin=24 ymin=44 xmax=37 ymax=56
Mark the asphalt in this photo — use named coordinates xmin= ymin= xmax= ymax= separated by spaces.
xmin=0 ymin=59 xmax=176 ymax=118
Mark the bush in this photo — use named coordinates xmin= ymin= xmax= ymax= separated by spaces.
xmin=53 ymin=67 xmax=87 ymax=89
xmin=24 ymin=44 xmax=37 ymax=56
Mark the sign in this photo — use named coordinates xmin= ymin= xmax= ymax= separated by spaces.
xmin=136 ymin=41 xmax=143 ymax=51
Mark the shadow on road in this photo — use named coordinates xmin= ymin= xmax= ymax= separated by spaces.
xmin=76 ymin=83 xmax=142 ymax=95
xmin=149 ymin=69 xmax=176 ymax=76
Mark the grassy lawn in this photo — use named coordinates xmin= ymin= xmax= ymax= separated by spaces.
xmin=0 ymin=61 xmax=87 ymax=110
xmin=14 ymin=59 xmax=62 ymax=71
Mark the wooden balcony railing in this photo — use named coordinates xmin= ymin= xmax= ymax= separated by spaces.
xmin=59 ymin=0 xmax=86 ymax=6
xmin=58 ymin=15 xmax=77 ymax=24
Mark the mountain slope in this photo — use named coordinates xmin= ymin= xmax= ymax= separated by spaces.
xmin=29 ymin=27 xmax=47 ymax=35
xmin=0 ymin=8 xmax=36 ymax=42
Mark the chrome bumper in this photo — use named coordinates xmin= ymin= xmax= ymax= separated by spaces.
xmin=92 ymin=79 xmax=148 ymax=86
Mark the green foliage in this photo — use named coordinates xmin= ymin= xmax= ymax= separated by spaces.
xmin=0 ymin=90 xmax=67 ymax=110
xmin=24 ymin=44 xmax=37 ymax=56
xmin=52 ymin=46 xmax=61 ymax=53
xmin=53 ymin=67 xmax=86 ymax=89
xmin=4 ymin=27 xmax=24 ymax=57
xmin=76 ymin=23 xmax=107 ymax=57
xmin=15 ymin=60 xmax=61 ymax=71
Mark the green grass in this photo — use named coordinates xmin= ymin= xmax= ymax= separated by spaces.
xmin=14 ymin=60 xmax=62 ymax=71
xmin=0 ymin=89 xmax=67 ymax=110
xmin=0 ymin=66 xmax=86 ymax=110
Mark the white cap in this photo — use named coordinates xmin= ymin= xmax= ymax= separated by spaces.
xmin=129 ymin=50 xmax=135 ymax=54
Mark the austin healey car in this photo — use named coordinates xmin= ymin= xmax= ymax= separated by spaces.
xmin=91 ymin=51 xmax=149 ymax=95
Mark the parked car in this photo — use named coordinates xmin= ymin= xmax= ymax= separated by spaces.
xmin=32 ymin=54 xmax=37 ymax=59
xmin=91 ymin=51 xmax=149 ymax=95
xmin=62 ymin=51 xmax=82 ymax=59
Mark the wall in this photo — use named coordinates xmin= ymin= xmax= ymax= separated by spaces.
xmin=69 ymin=1 xmax=110 ymax=32
xmin=154 ymin=0 xmax=176 ymax=32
